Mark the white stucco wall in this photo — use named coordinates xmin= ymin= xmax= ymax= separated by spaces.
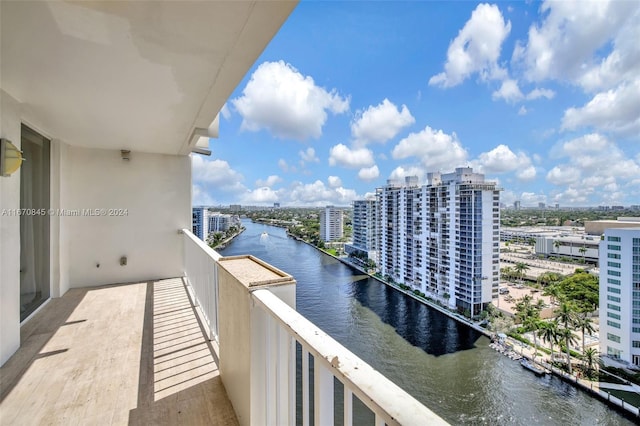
xmin=0 ymin=90 xmax=23 ymax=365
xmin=64 ymin=146 xmax=190 ymax=288
xmin=1 ymin=89 xmax=191 ymax=365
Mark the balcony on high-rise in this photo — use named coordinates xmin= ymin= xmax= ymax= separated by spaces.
xmin=0 ymin=2 xmax=446 ymax=424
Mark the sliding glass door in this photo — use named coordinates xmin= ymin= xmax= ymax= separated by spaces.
xmin=20 ymin=124 xmax=50 ymax=321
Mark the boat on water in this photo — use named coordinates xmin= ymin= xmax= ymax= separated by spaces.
xmin=521 ymin=358 xmax=546 ymax=376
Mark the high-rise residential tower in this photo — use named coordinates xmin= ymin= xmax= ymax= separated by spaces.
xmin=345 ymin=198 xmax=379 ymax=266
xmin=599 ymin=228 xmax=640 ymax=366
xmin=320 ymin=206 xmax=344 ymax=242
xmin=377 ymin=168 xmax=500 ymax=316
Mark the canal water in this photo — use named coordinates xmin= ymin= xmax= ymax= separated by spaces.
xmin=219 ymin=220 xmax=632 ymax=425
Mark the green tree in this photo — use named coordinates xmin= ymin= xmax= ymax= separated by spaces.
xmin=514 ymin=262 xmax=530 ymax=285
xmin=553 ymin=240 xmax=561 ymax=254
xmin=579 ymin=245 xmax=587 ymax=263
xmin=538 ymin=321 xmax=560 ymax=364
xmin=582 ymin=347 xmax=599 ymax=377
xmin=576 ymin=314 xmax=596 ymax=355
xmin=555 ymin=301 xmax=579 ymax=374
xmin=557 ymin=327 xmax=579 ymax=374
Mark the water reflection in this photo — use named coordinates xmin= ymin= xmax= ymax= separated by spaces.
xmin=350 ymin=279 xmax=483 ymax=356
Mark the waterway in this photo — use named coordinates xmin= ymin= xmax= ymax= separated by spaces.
xmin=219 ymin=220 xmax=632 ymax=425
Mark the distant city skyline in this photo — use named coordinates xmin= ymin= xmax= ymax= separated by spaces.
xmin=193 ymin=1 xmax=640 ymax=208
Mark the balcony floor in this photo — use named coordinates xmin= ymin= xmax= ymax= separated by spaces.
xmin=0 ymin=278 xmax=238 ymax=425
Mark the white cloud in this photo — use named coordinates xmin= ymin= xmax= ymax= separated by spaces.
xmin=492 ymin=79 xmax=523 ymax=103
xmin=518 ymin=106 xmax=528 ymax=116
xmin=328 ymin=144 xmax=375 ymax=169
xmin=278 ymin=158 xmax=289 ymax=172
xmin=192 ymin=184 xmax=215 ymax=206
xmin=429 ymin=3 xmax=511 ymax=87
xmin=255 ymin=175 xmax=282 ymax=188
xmin=391 ymin=126 xmax=468 ymax=170
xmin=240 ymin=187 xmax=279 ymax=204
xmin=388 ymin=166 xmax=426 ymax=184
xmin=562 ymin=79 xmax=640 ymax=136
xmin=546 ymin=165 xmax=581 ymax=186
xmin=191 ymin=155 xmax=244 ymax=192
xmin=526 ymin=88 xmax=555 ymax=100
xmin=471 ymin=144 xmax=536 ymax=181
xmin=220 ymin=103 xmax=231 ymax=120
xmin=513 ymin=0 xmax=638 ymax=83
xmin=327 ymin=176 xmax=342 ymax=188
xmin=232 ymin=61 xmax=349 ymax=140
xmin=299 ymin=147 xmax=320 ymax=163
xmin=287 ymin=180 xmax=357 ymax=206
xmin=358 ymin=165 xmax=380 ymax=182
xmin=351 ymin=99 xmax=415 ymax=144
xmin=546 ymin=133 xmax=640 ymax=204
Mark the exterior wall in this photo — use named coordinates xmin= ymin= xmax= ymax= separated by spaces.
xmin=599 ymin=228 xmax=640 ymax=365
xmin=64 ymin=146 xmax=190 ymax=288
xmin=0 ymin=90 xmax=23 ymax=365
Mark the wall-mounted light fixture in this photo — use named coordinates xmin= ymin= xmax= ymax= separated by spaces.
xmin=1 ymin=138 xmax=24 ymax=177
xmin=121 ymin=149 xmax=131 ymax=161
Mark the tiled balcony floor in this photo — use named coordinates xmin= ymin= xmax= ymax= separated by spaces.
xmin=0 ymin=278 xmax=238 ymax=425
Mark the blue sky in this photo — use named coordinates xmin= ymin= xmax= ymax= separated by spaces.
xmin=193 ymin=1 xmax=640 ymax=208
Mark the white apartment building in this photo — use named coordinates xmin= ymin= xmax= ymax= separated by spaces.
xmin=319 ymin=205 xmax=343 ymax=242
xmin=345 ymin=198 xmax=379 ymax=265
xmin=600 ymin=228 xmax=640 ymax=366
xmin=377 ymin=168 xmax=500 ymax=316
xmin=192 ymin=207 xmax=211 ymax=241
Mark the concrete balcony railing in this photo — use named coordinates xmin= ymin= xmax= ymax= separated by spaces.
xmin=181 ymin=229 xmax=448 ymax=426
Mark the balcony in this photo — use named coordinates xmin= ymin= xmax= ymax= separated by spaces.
xmin=1 ymin=229 xmax=447 ymax=425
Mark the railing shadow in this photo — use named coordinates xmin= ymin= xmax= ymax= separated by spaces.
xmin=128 ymin=278 xmax=237 ymax=425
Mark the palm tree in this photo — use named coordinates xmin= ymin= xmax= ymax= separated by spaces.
xmin=576 ymin=314 xmax=596 ymax=354
xmin=514 ymin=262 xmax=530 ymax=285
xmin=555 ymin=301 xmax=578 ymax=331
xmin=538 ymin=321 xmax=559 ymax=364
xmin=557 ymin=327 xmax=578 ymax=374
xmin=579 ymin=245 xmax=587 ymax=263
xmin=553 ymin=240 xmax=561 ymax=255
xmin=555 ymin=301 xmax=579 ymax=374
xmin=524 ymin=317 xmax=542 ymax=360
xmin=543 ymin=283 xmax=563 ymax=305
xmin=582 ymin=347 xmax=599 ymax=378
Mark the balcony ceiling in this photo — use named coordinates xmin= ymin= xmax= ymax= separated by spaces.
xmin=1 ymin=1 xmax=296 ymax=155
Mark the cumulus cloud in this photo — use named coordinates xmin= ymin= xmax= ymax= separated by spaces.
xmin=240 ymin=187 xmax=279 ymax=204
xmin=255 ymin=175 xmax=282 ymax=188
xmin=388 ymin=166 xmax=426 ymax=183
xmin=287 ymin=180 xmax=357 ymax=206
xmin=492 ymin=79 xmax=523 ymax=103
xmin=232 ymin=61 xmax=349 ymax=140
xmin=327 ymin=176 xmax=342 ymax=188
xmin=328 ymin=144 xmax=375 ymax=169
xmin=429 ymin=3 xmax=511 ymax=87
xmin=358 ymin=165 xmax=380 ymax=182
xmin=546 ymin=133 xmax=640 ymax=204
xmin=299 ymin=147 xmax=320 ymax=163
xmin=562 ymin=79 xmax=640 ymax=136
xmin=513 ymin=0 xmax=638 ymax=83
xmin=191 ymin=155 xmax=244 ymax=192
xmin=351 ymin=99 xmax=415 ymax=144
xmin=192 ymin=184 xmax=216 ymax=206
xmin=391 ymin=126 xmax=468 ymax=170
xmin=471 ymin=144 xmax=536 ymax=181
